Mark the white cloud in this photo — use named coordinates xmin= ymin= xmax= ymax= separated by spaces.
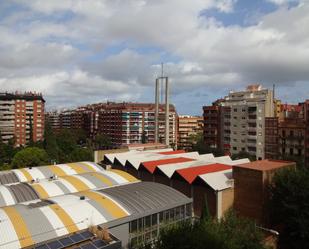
xmin=0 ymin=0 xmax=308 ymax=113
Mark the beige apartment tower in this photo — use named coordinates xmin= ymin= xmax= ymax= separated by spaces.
xmin=221 ymin=85 xmax=274 ymax=160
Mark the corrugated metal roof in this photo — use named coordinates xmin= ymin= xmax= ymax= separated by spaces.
xmin=156 ymin=160 xmax=214 ymax=178
xmin=195 ymin=169 xmax=233 ymax=191
xmin=173 ymin=164 xmax=232 ymax=184
xmin=99 ymin=181 xmax=191 ymax=219
xmin=0 ymin=182 xmax=191 ymax=249
xmin=0 ymin=170 xmax=139 ymax=207
xmin=141 ymin=157 xmax=195 ymax=173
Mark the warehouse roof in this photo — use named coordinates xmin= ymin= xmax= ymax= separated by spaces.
xmin=141 ymin=157 xmax=195 ymax=173
xmin=100 ymin=181 xmax=191 ymax=219
xmin=0 ymin=170 xmax=138 ymax=207
xmin=233 ymin=159 xmax=295 ymax=171
xmin=158 ymin=150 xmax=186 ymax=155
xmin=194 ymin=169 xmax=233 ymax=191
xmin=173 ymin=164 xmax=232 ymax=184
xmin=0 ymin=182 xmax=190 ymax=249
xmin=0 ymin=162 xmax=102 ymax=185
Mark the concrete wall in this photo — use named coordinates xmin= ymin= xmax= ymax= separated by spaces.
xmin=221 ymin=188 xmax=234 ymax=216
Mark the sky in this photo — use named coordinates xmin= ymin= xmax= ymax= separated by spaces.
xmin=0 ymin=0 xmax=308 ymax=115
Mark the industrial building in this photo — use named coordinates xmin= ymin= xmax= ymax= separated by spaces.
xmin=0 ymin=161 xmax=192 ymax=249
xmin=0 ymin=92 xmax=45 ymax=146
xmin=103 ymin=149 xmax=250 ymax=219
xmin=102 ymin=148 xmax=295 ymax=225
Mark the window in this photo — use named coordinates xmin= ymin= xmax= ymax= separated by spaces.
xmin=233 ymin=147 xmax=237 ymax=150
xmin=234 ymin=108 xmax=237 ymax=112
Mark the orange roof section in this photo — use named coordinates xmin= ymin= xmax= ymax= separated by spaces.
xmin=174 ymin=164 xmax=232 ymax=184
xmin=158 ymin=150 xmax=186 ymax=155
xmin=233 ymin=159 xmax=295 ymax=171
xmin=141 ymin=157 xmax=195 ymax=173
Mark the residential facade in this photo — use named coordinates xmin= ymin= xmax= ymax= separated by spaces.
xmin=177 ymin=115 xmax=203 ymax=151
xmin=203 ymin=85 xmax=274 ymax=159
xmin=0 ymin=92 xmax=45 ymax=146
xmin=46 ymin=102 xmax=178 ymax=147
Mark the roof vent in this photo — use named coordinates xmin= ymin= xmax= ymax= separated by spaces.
xmin=80 ymin=196 xmax=86 ymax=200
xmin=29 ymin=167 xmax=32 ymax=170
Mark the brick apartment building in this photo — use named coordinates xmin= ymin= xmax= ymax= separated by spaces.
xmin=177 ymin=115 xmax=203 ymax=151
xmin=265 ymin=103 xmax=307 ymax=164
xmin=0 ymin=92 xmax=45 ymax=146
xmin=203 ymin=100 xmax=230 ymax=154
xmin=203 ymin=85 xmax=274 ymax=159
xmin=46 ymin=102 xmax=177 ymax=147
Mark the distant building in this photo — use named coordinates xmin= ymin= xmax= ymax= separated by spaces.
xmin=203 ymin=100 xmax=230 ymax=154
xmin=265 ymin=102 xmax=307 ymax=163
xmin=0 ymin=92 xmax=45 ymax=146
xmin=177 ymin=115 xmax=203 ymax=151
xmin=203 ymin=85 xmax=274 ymax=159
xmin=46 ymin=102 xmax=178 ymax=147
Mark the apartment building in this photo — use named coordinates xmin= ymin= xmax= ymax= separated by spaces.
xmin=46 ymin=102 xmax=178 ymax=147
xmin=0 ymin=92 xmax=45 ymax=146
xmin=203 ymin=101 xmax=231 ymax=154
xmin=221 ymin=85 xmax=274 ymax=159
xmin=265 ymin=103 xmax=306 ymax=163
xmin=98 ymin=102 xmax=177 ymax=146
xmin=177 ymin=115 xmax=203 ymax=151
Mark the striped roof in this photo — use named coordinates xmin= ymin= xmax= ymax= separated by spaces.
xmin=0 ymin=162 xmax=102 ymax=185
xmin=0 ymin=182 xmax=191 ymax=249
xmin=173 ymin=164 xmax=232 ymax=184
xmin=0 ymin=190 xmax=130 ymax=249
xmin=0 ymin=170 xmax=138 ymax=207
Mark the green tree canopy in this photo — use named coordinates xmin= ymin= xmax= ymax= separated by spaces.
xmin=269 ymin=167 xmax=309 ymax=249
xmin=69 ymin=147 xmax=93 ymax=162
xmin=156 ymin=211 xmax=267 ymax=249
xmin=11 ymin=147 xmax=49 ymax=169
xmin=191 ymin=132 xmax=225 ymax=156
xmin=93 ymin=133 xmax=112 ymax=150
xmin=231 ymin=151 xmax=256 ymax=161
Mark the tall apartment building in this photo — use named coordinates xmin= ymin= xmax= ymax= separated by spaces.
xmin=265 ymin=103 xmax=306 ymax=162
xmin=203 ymin=85 xmax=274 ymax=159
xmin=46 ymin=102 xmax=178 ymax=147
xmin=177 ymin=115 xmax=203 ymax=151
xmin=98 ymin=103 xmax=177 ymax=146
xmin=220 ymin=85 xmax=274 ymax=159
xmin=0 ymin=92 xmax=45 ymax=146
xmin=203 ymin=100 xmax=231 ymax=154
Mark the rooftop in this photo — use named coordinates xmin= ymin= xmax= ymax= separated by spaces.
xmin=174 ymin=163 xmax=232 ymax=184
xmin=233 ymin=159 xmax=295 ymax=171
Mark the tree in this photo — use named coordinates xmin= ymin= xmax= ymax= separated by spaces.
xmin=189 ymin=132 xmax=225 ymax=156
xmin=141 ymin=130 xmax=147 ymax=144
xmin=44 ymin=121 xmax=60 ymax=163
xmin=93 ymin=133 xmax=112 ymax=150
xmin=269 ymin=167 xmax=309 ymax=249
xmin=156 ymin=210 xmax=267 ymax=249
xmin=231 ymin=151 xmax=256 ymax=161
xmin=11 ymin=147 xmax=49 ymax=169
xmin=69 ymin=147 xmax=93 ymax=162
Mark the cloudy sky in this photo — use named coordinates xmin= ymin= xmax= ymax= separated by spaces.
xmin=0 ymin=0 xmax=308 ymax=115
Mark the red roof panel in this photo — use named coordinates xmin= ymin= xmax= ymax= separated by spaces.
xmin=174 ymin=163 xmax=232 ymax=184
xmin=141 ymin=157 xmax=194 ymax=173
xmin=158 ymin=150 xmax=186 ymax=155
